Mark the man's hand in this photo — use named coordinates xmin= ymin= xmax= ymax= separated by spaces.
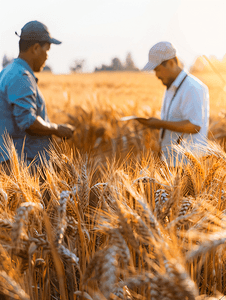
xmin=56 ymin=124 xmax=75 ymax=139
xmin=27 ymin=116 xmax=75 ymax=138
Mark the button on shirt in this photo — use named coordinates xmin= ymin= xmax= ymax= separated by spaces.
xmin=160 ymin=70 xmax=209 ymax=162
xmin=0 ymin=58 xmax=51 ymax=163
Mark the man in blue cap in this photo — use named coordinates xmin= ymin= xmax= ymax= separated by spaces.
xmin=0 ymin=21 xmax=75 ymax=169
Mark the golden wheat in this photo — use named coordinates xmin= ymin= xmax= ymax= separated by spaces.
xmin=0 ymin=70 xmax=226 ymax=299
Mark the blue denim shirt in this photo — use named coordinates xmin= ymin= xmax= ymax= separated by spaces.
xmin=0 ymin=58 xmax=51 ymax=163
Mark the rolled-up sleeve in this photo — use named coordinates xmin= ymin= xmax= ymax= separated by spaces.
xmin=180 ymin=85 xmax=204 ymax=127
xmin=7 ymin=72 xmax=37 ymax=131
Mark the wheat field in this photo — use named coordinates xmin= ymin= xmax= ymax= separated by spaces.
xmin=1 ymin=70 xmax=226 ymax=299
xmin=37 ymin=70 xmax=226 ymax=143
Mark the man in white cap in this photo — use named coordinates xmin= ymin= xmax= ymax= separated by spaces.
xmin=136 ymin=41 xmax=209 ymax=166
xmin=0 ymin=21 xmax=75 ymax=169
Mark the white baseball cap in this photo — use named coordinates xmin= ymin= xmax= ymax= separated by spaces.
xmin=143 ymin=41 xmax=177 ymax=71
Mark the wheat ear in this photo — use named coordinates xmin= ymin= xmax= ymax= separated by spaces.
xmin=0 ymin=270 xmax=30 ymax=300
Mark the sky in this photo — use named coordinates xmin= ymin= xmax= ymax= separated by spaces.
xmin=1 ymin=0 xmax=226 ymax=74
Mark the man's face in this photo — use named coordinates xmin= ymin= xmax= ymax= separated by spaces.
xmin=33 ymin=42 xmax=51 ymax=72
xmin=154 ymin=62 xmax=174 ymax=89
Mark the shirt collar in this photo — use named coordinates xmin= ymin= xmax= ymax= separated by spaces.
xmin=171 ymin=69 xmax=187 ymax=89
xmin=14 ymin=58 xmax=38 ymax=83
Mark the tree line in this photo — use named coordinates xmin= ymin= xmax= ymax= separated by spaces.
xmin=94 ymin=53 xmax=139 ymax=72
xmin=2 ymin=54 xmax=52 ymax=72
xmin=2 ymin=52 xmax=139 ymax=73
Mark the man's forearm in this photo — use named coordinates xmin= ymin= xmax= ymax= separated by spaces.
xmin=26 ymin=116 xmax=58 ymax=136
xmin=159 ymin=120 xmax=201 ymax=134
xmin=136 ymin=118 xmax=200 ymax=134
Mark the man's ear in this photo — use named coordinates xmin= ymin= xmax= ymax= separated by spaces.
xmin=168 ymin=58 xmax=176 ymax=68
xmin=31 ymin=43 xmax=40 ymax=55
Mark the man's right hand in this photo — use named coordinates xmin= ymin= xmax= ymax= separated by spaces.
xmin=27 ymin=116 xmax=75 ymax=138
xmin=56 ymin=124 xmax=75 ymax=139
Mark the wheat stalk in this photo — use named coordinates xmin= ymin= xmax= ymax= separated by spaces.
xmin=0 ymin=270 xmax=30 ymax=300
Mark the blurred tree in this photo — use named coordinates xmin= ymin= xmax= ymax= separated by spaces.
xmin=95 ymin=64 xmax=111 ymax=71
xmin=2 ymin=54 xmax=13 ymax=69
xmin=70 ymin=59 xmax=85 ymax=73
xmin=94 ymin=53 xmax=139 ymax=72
xmin=42 ymin=65 xmax=52 ymax=72
xmin=111 ymin=57 xmax=124 ymax=71
xmin=124 ymin=52 xmax=139 ymax=71
xmin=189 ymin=56 xmax=217 ymax=73
xmin=190 ymin=57 xmax=206 ymax=72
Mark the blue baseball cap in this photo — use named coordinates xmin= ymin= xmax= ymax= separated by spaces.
xmin=18 ymin=21 xmax=61 ymax=45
